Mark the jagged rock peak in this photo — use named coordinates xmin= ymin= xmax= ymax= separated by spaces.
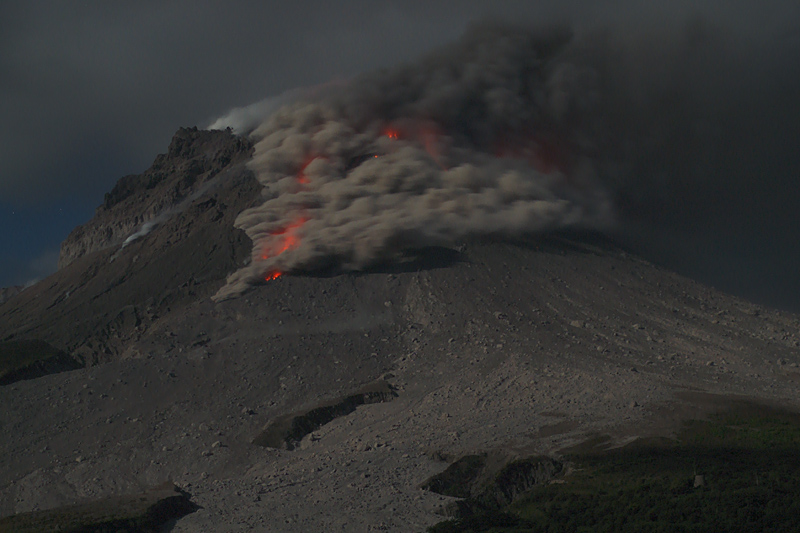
xmin=102 ymin=127 xmax=251 ymax=210
xmin=58 ymin=127 xmax=253 ymax=269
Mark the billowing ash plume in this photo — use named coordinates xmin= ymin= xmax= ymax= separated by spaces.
xmin=213 ymin=24 xmax=616 ymax=300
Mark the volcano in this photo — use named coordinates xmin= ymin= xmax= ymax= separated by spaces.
xmin=1 ymin=125 xmax=799 ymax=530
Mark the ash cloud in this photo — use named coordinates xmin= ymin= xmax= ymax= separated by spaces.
xmin=214 ymin=13 xmax=800 ymax=306
xmin=571 ymin=14 xmax=800 ymax=309
xmin=208 ymin=84 xmax=347 ymax=136
xmin=214 ymin=25 xmax=613 ymax=300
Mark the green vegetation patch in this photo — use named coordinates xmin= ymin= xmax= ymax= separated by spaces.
xmin=0 ymin=483 xmax=196 ymax=533
xmin=0 ymin=340 xmax=82 ymax=386
xmin=428 ymin=403 xmax=800 ymax=532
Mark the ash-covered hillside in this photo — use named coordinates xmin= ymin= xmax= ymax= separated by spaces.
xmin=59 ymin=127 xmax=254 ymax=269
xmin=1 ymin=127 xmax=259 ymax=365
xmin=2 ymin=127 xmax=800 ymax=531
xmin=2 ymin=23 xmax=800 ymax=531
xmin=0 ymin=285 xmax=22 ymax=306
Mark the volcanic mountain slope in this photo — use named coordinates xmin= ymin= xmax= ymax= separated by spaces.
xmin=58 ymin=127 xmax=254 ymax=269
xmin=1 ymin=128 xmax=258 ymax=366
xmin=0 ymin=286 xmax=22 ymax=306
xmin=1 ymin=129 xmax=800 ymax=531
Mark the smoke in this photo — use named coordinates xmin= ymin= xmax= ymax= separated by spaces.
xmin=565 ymin=14 xmax=800 ymax=309
xmin=121 ymin=219 xmax=164 ymax=248
xmin=213 ymin=16 xmax=800 ymax=304
xmin=213 ymin=24 xmax=613 ymax=300
xmin=208 ymin=90 xmax=306 ymax=135
xmin=208 ymin=83 xmax=349 ymax=135
xmin=109 ymin=212 xmax=173 ymax=263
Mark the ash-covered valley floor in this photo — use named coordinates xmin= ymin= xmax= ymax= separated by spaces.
xmin=1 ymin=129 xmax=800 ymax=531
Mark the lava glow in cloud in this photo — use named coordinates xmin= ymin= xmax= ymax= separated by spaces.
xmin=213 ymin=15 xmax=800 ymax=304
xmin=212 ymin=24 xmax=613 ymax=300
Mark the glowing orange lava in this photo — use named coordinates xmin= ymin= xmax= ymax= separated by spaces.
xmin=261 ymin=155 xmax=316 ymax=282
xmin=296 ymin=157 xmax=316 ymax=184
xmin=272 ymin=216 xmax=308 ymax=236
xmin=382 ymin=122 xmax=447 ymax=169
xmin=260 ymin=217 xmax=306 ymax=282
xmin=259 ymin=214 xmax=308 ymax=274
xmin=383 ymin=127 xmax=400 ymax=140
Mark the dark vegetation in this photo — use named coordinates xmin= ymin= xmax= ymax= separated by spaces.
xmin=428 ymin=404 xmax=800 ymax=532
xmin=0 ymin=483 xmax=196 ymax=533
xmin=0 ymin=340 xmax=81 ymax=386
xmin=422 ymin=454 xmax=564 ymax=519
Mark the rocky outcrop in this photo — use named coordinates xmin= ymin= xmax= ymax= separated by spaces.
xmin=0 ymin=340 xmax=82 ymax=386
xmin=1 ymin=127 xmax=262 ymax=365
xmin=253 ymin=380 xmax=398 ymax=450
xmin=0 ymin=482 xmax=196 ymax=532
xmin=422 ymin=453 xmax=563 ymax=518
xmin=58 ymin=127 xmax=253 ymax=269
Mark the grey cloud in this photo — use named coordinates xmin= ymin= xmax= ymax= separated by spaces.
xmin=2 ymin=1 xmax=799 ymax=308
xmin=0 ymin=1 xmax=477 ymax=201
xmin=213 ymin=24 xmax=614 ymax=300
xmin=3 ymin=1 xmax=796 ymax=201
xmin=4 ymin=0 xmax=742 ymax=200
xmin=211 ymin=7 xmax=800 ymax=306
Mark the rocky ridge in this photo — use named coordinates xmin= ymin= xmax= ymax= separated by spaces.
xmin=0 ymin=286 xmax=22 ymax=306
xmin=58 ymin=127 xmax=253 ymax=269
xmin=3 ymin=128 xmax=259 ymax=365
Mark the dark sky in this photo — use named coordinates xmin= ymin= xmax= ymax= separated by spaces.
xmin=1 ymin=1 xmax=799 ymax=310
